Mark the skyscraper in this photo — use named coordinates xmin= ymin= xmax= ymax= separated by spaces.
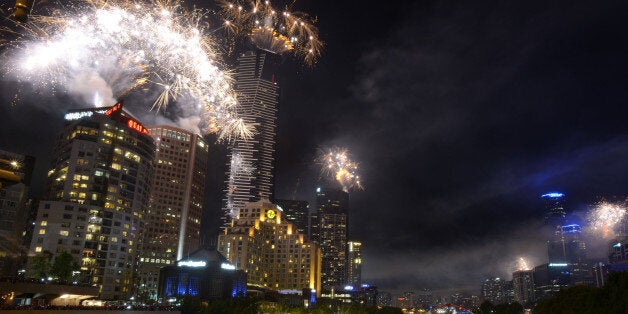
xmin=512 ymin=270 xmax=535 ymax=305
xmin=313 ymin=187 xmax=349 ymax=290
xmin=480 ymin=277 xmax=509 ymax=304
xmin=542 ymin=192 xmax=566 ymax=228
xmin=29 ymin=103 xmax=154 ymax=300
xmin=274 ymin=199 xmax=309 ymax=238
xmin=0 ymin=149 xmax=35 ymax=276
xmin=223 ymin=48 xmax=281 ymax=225
xmin=347 ymin=241 xmax=362 ymax=287
xmin=137 ymin=126 xmax=208 ymax=299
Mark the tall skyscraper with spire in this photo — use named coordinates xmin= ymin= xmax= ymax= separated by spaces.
xmin=222 ymin=48 xmax=281 ymax=226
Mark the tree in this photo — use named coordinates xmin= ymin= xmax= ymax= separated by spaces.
xmin=477 ymin=300 xmax=495 ymax=314
xmin=28 ymin=251 xmax=52 ymax=279
xmin=535 ymin=272 xmax=628 ymax=314
xmin=50 ymin=251 xmax=79 ymax=282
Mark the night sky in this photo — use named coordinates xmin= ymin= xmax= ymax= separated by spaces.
xmin=1 ymin=0 xmax=628 ymax=295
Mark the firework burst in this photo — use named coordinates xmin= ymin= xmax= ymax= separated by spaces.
xmin=587 ymin=200 xmax=627 ymax=238
xmin=515 ymin=257 xmax=531 ymax=271
xmin=217 ymin=0 xmax=322 ymax=65
xmin=1 ymin=0 xmax=252 ymax=140
xmin=226 ymin=152 xmax=255 ymax=218
xmin=317 ymin=147 xmax=363 ymax=192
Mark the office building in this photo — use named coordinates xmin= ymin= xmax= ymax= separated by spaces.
xmin=347 ymin=241 xmax=362 ymax=287
xmin=512 ymin=270 xmax=535 ymax=305
xmin=608 ymin=236 xmax=628 ymax=272
xmin=28 ymin=103 xmax=154 ymax=300
xmin=222 ymin=48 xmax=281 ymax=226
xmin=542 ymin=192 xmax=566 ymax=228
xmin=137 ymin=126 xmax=208 ymax=299
xmin=312 ymin=187 xmax=349 ymax=290
xmin=217 ymin=199 xmax=321 ymax=294
xmin=0 ymin=149 xmax=35 ymax=276
xmin=274 ymin=199 xmax=309 ymax=238
xmin=532 ymin=263 xmax=570 ymax=300
xmin=480 ymin=277 xmax=509 ymax=304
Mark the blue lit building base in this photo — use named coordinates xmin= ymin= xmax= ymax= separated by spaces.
xmin=158 ymin=248 xmax=246 ymax=301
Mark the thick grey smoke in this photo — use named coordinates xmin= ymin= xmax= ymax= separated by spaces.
xmin=68 ymin=70 xmax=116 ymax=107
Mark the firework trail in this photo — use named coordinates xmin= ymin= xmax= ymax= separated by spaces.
xmin=587 ymin=200 xmax=627 ymax=238
xmin=1 ymin=0 xmax=252 ymax=140
xmin=217 ymin=0 xmax=322 ymax=65
xmin=226 ymin=151 xmax=255 ymax=218
xmin=317 ymin=147 xmax=363 ymax=192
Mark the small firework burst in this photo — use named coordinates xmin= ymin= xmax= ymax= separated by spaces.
xmin=317 ymin=147 xmax=363 ymax=192
xmin=587 ymin=200 xmax=627 ymax=238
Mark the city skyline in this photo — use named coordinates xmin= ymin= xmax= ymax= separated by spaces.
xmin=1 ymin=0 xmax=627 ymax=297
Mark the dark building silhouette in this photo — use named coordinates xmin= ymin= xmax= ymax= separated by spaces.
xmin=274 ymin=199 xmax=309 ymax=238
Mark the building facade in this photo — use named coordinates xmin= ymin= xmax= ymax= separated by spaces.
xmin=512 ymin=270 xmax=535 ymax=305
xmin=347 ymin=241 xmax=362 ymax=287
xmin=28 ymin=103 xmax=154 ymax=300
xmin=480 ymin=277 xmax=510 ymax=304
xmin=312 ymin=187 xmax=349 ymax=290
xmin=137 ymin=126 xmax=208 ymax=299
xmin=223 ymin=49 xmax=281 ymax=226
xmin=274 ymin=199 xmax=309 ymax=238
xmin=158 ymin=248 xmax=246 ymax=301
xmin=0 ymin=149 xmax=35 ymax=276
xmin=217 ymin=199 xmax=321 ymax=294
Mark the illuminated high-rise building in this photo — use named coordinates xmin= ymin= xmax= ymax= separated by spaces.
xmin=222 ymin=48 xmax=281 ymax=226
xmin=481 ymin=277 xmax=509 ymax=304
xmin=512 ymin=270 xmax=535 ymax=305
xmin=0 ymin=149 xmax=35 ymax=276
xmin=217 ymin=199 xmax=321 ymax=294
xmin=347 ymin=241 xmax=362 ymax=287
xmin=137 ymin=126 xmax=208 ymax=299
xmin=28 ymin=103 xmax=154 ymax=300
xmin=312 ymin=187 xmax=349 ymax=290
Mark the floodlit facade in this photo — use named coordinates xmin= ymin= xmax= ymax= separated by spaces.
xmin=158 ymin=248 xmax=246 ymax=301
xmin=137 ymin=126 xmax=208 ymax=299
xmin=222 ymin=49 xmax=281 ymax=227
xmin=29 ymin=103 xmax=154 ymax=300
xmin=218 ymin=199 xmax=321 ymax=294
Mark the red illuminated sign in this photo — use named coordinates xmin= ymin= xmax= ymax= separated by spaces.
xmin=127 ymin=119 xmax=150 ymax=134
xmin=105 ymin=103 xmax=122 ymax=116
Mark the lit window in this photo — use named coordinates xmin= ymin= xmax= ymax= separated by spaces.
xmin=35 ymin=246 xmax=42 ymax=253
xmin=60 ymin=230 xmax=69 ymax=236
xmin=39 ymin=229 xmax=46 ymax=235
xmin=41 ymin=221 xmax=47 ymax=226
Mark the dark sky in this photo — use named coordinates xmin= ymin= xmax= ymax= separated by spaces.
xmin=1 ymin=0 xmax=628 ymax=296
